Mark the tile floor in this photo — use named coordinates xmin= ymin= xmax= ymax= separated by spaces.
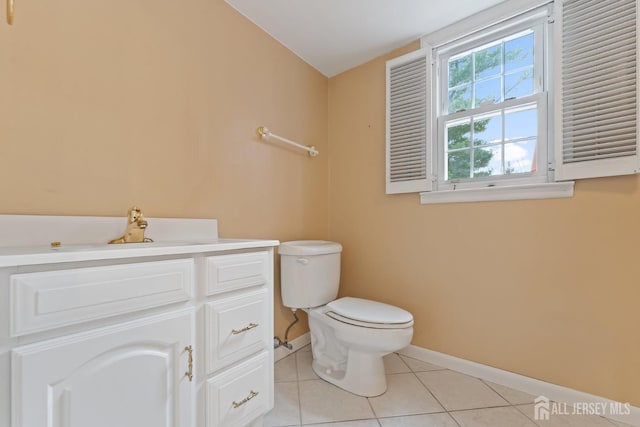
xmin=266 ymin=345 xmax=634 ymax=427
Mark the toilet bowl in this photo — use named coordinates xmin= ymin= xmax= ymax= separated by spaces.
xmin=279 ymin=241 xmax=414 ymax=397
xmin=308 ymin=297 xmax=413 ymax=396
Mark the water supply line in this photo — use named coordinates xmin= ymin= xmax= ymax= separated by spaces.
xmin=274 ymin=309 xmax=299 ymax=350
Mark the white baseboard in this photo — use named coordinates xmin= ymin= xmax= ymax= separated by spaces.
xmin=274 ymin=332 xmax=310 ymax=362
xmin=399 ymin=345 xmax=639 ymax=427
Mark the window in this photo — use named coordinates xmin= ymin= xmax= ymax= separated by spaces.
xmin=385 ymin=0 xmax=640 ymax=203
xmin=438 ymin=23 xmax=546 ymax=189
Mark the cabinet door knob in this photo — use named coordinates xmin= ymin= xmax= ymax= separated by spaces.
xmin=232 ymin=390 xmax=259 ymax=408
xmin=184 ymin=345 xmax=193 ymax=382
xmin=231 ymin=323 xmax=258 ymax=335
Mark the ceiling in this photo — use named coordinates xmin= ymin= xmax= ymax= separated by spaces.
xmin=225 ymin=0 xmax=507 ymax=77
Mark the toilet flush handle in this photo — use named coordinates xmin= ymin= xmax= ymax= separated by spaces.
xmin=296 ymin=257 xmax=309 ymax=265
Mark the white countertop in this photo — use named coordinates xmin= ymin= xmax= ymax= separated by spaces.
xmin=0 ymin=214 xmax=279 ymax=267
xmin=0 ymin=239 xmax=280 ymax=267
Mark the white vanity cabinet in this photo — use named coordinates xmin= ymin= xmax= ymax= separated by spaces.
xmin=0 ymin=219 xmax=277 ymax=427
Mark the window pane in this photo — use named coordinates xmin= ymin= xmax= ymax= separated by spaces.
xmin=474 ymin=145 xmax=502 ymax=177
xmin=447 ymin=120 xmax=471 ymax=149
xmin=505 ymin=32 xmax=534 ymax=72
xmin=505 ymin=68 xmax=534 ymax=99
xmin=473 ymin=114 xmax=502 ymax=144
xmin=448 ymin=85 xmax=472 ymax=113
xmin=474 ymin=44 xmax=502 ymax=80
xmin=440 ymin=25 xmax=543 ymax=185
xmin=448 ymin=149 xmax=471 ymax=180
xmin=474 ymin=77 xmax=501 ymax=107
xmin=505 ymin=106 xmax=537 ymax=140
xmin=449 ymin=55 xmax=472 ymax=87
xmin=504 ymin=139 xmax=537 ymax=174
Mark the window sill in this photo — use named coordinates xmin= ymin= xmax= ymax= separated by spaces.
xmin=419 ymin=181 xmax=574 ymax=205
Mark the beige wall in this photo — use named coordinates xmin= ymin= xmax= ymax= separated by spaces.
xmin=328 ymin=42 xmax=640 ymax=406
xmin=3 ymin=0 xmax=639 ymax=407
xmin=0 ymin=0 xmax=324 ymax=339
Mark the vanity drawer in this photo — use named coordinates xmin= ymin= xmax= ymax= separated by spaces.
xmin=206 ymin=351 xmax=271 ymax=427
xmin=205 ymin=251 xmax=269 ymax=295
xmin=11 ymin=259 xmax=194 ymax=337
xmin=205 ymin=288 xmax=269 ymax=373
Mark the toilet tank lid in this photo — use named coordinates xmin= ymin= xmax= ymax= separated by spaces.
xmin=327 ymin=297 xmax=413 ymax=324
xmin=279 ymin=240 xmax=342 ymax=256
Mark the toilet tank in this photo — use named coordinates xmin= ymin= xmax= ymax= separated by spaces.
xmin=279 ymin=241 xmax=342 ymax=309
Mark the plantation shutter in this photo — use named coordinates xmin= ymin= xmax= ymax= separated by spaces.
xmin=555 ymin=0 xmax=640 ymax=180
xmin=386 ymin=48 xmax=432 ymax=194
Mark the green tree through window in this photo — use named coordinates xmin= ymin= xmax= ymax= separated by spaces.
xmin=446 ymin=33 xmax=534 ymax=180
xmin=447 ymin=121 xmax=494 ymax=179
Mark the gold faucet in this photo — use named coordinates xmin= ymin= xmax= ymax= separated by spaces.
xmin=109 ymin=206 xmax=153 ymax=244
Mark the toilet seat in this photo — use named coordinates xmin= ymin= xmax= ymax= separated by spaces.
xmin=326 ymin=297 xmax=414 ymax=329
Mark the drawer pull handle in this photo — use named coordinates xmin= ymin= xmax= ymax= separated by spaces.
xmin=185 ymin=345 xmax=193 ymax=382
xmin=232 ymin=390 xmax=259 ymax=408
xmin=231 ymin=323 xmax=258 ymax=335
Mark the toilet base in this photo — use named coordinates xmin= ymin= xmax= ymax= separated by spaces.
xmin=312 ymin=349 xmax=387 ymax=397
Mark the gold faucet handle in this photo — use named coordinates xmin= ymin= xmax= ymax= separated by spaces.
xmin=108 ymin=206 xmax=151 ymax=244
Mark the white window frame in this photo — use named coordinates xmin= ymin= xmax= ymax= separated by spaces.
xmin=433 ymin=6 xmax=554 ymax=188
xmin=417 ymin=0 xmax=575 ymax=203
xmin=436 ymin=22 xmax=548 ymax=190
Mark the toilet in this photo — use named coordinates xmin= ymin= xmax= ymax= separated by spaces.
xmin=279 ymin=240 xmax=414 ymax=397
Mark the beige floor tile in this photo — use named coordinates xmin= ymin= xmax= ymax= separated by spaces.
xmin=275 ymin=354 xmax=298 ymax=382
xmin=296 ymin=348 xmax=319 ymax=380
xmin=383 ymin=353 xmax=411 ymax=374
xmin=608 ymin=420 xmax=637 ymax=427
xmin=482 ymin=380 xmax=536 ymax=405
xmin=398 ymin=355 xmax=446 ymax=372
xmin=451 ymin=406 xmax=538 ymax=427
xmin=265 ymin=382 xmax=300 ymax=427
xmin=516 ymin=403 xmax=621 ymax=426
xmin=274 ymin=348 xmax=635 ymax=427
xmin=416 ymin=370 xmax=508 ymax=411
xmin=299 ymin=379 xmax=375 ymax=424
xmin=308 ymin=420 xmax=380 ymax=427
xmin=378 ymin=413 xmax=459 ymax=427
xmin=368 ymin=373 xmax=444 ymax=418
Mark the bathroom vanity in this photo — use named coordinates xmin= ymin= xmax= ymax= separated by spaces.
xmin=0 ymin=215 xmax=278 ymax=427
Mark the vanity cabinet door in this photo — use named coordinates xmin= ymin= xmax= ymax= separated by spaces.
xmin=12 ymin=309 xmax=195 ymax=427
